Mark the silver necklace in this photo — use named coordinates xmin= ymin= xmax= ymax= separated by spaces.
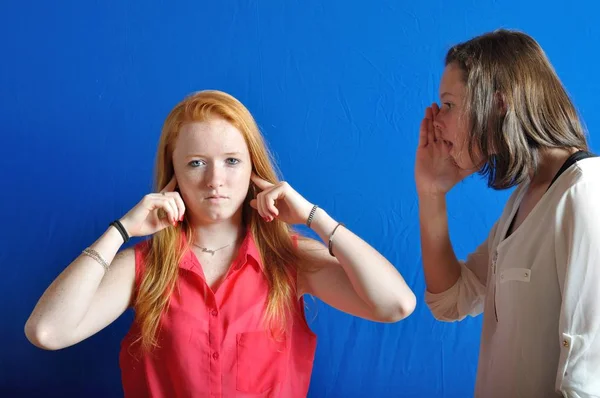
xmin=192 ymin=242 xmax=233 ymax=256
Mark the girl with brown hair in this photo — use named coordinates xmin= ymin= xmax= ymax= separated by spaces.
xmin=417 ymin=29 xmax=600 ymax=397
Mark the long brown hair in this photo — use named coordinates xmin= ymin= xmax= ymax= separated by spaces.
xmin=134 ymin=90 xmax=306 ymax=351
xmin=446 ymin=29 xmax=588 ymax=189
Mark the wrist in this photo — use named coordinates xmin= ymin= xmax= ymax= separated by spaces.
xmin=115 ymin=217 xmax=132 ymax=241
xmin=418 ymin=195 xmax=448 ymax=225
xmin=305 ymin=204 xmax=318 ymax=227
xmin=418 ymin=191 xmax=447 ymax=204
xmin=309 ymin=208 xmax=337 ymax=234
xmin=106 ymin=222 xmax=127 ymax=246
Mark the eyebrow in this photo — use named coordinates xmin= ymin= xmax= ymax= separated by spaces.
xmin=185 ymin=152 xmax=243 ymax=159
xmin=440 ymin=92 xmax=455 ymax=98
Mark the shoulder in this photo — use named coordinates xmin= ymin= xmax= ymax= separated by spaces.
xmin=573 ymin=157 xmax=600 ymax=184
xmin=552 ymin=157 xmax=600 ymax=208
xmin=125 ymin=239 xmax=152 ymax=283
xmin=289 ymin=233 xmax=327 ymax=257
xmin=552 ymin=157 xmax=600 ymax=196
xmin=558 ymin=180 xmax=600 ymax=216
xmin=551 ymin=165 xmax=600 ymax=238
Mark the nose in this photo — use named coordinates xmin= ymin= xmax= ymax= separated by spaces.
xmin=433 ymin=114 xmax=445 ymax=139
xmin=206 ymin=164 xmax=225 ymax=189
xmin=433 ymin=118 xmax=443 ymax=131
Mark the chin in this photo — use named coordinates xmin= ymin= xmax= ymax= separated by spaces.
xmin=202 ymin=208 xmax=244 ymax=224
xmin=205 ymin=212 xmax=232 ymax=222
xmin=450 ymin=153 xmax=476 ymax=170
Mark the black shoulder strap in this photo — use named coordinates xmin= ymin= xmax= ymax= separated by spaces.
xmin=547 ymin=150 xmax=597 ymax=191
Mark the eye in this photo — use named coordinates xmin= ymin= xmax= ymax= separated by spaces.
xmin=226 ymin=158 xmax=241 ymax=165
xmin=443 ymin=102 xmax=453 ymax=109
xmin=188 ymin=160 xmax=206 ymax=167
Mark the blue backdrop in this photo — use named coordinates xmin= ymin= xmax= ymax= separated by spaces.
xmin=2 ymin=1 xmax=598 ymax=397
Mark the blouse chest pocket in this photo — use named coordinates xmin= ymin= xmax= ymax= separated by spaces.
xmin=236 ymin=331 xmax=287 ymax=394
xmin=498 ymin=268 xmax=532 ymax=283
xmin=494 ymin=264 xmax=534 ymax=322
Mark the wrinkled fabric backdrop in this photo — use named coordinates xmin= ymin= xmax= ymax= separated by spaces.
xmin=2 ymin=1 xmax=598 ymax=397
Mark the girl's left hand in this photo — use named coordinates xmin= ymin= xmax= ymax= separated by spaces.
xmin=250 ymin=174 xmax=314 ymax=225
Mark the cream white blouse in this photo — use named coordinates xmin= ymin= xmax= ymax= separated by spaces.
xmin=426 ymin=157 xmax=600 ymax=398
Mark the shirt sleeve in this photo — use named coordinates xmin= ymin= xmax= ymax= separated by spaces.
xmin=424 ymin=221 xmax=498 ymax=322
xmin=554 ymin=180 xmax=600 ymax=397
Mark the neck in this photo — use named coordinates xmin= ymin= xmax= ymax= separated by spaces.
xmin=529 ymin=147 xmax=579 ymax=187
xmin=190 ymin=218 xmax=246 ymax=249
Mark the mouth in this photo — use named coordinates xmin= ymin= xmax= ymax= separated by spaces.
xmin=442 ymin=139 xmax=454 ymax=150
xmin=204 ymin=195 xmax=229 ymax=201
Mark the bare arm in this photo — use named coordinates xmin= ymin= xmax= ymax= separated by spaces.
xmin=249 ymin=174 xmax=415 ymax=322
xmin=414 ymin=105 xmax=492 ymax=321
xmin=422 ymin=198 xmax=494 ymax=321
xmin=415 ymin=104 xmax=482 ymax=294
xmin=25 ymin=175 xmax=186 ymax=350
xmin=24 ymin=226 xmax=135 ymax=350
xmin=419 ymin=195 xmax=462 ymax=293
xmin=297 ymin=208 xmax=416 ymax=323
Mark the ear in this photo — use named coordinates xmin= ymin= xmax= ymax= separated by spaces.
xmin=246 ymin=180 xmax=256 ymax=196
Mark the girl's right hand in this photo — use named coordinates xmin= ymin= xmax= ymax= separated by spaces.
xmin=119 ymin=175 xmax=186 ymax=238
xmin=414 ymin=104 xmax=475 ymax=197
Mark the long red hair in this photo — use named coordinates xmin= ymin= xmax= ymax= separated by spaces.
xmin=134 ymin=90 xmax=306 ymax=351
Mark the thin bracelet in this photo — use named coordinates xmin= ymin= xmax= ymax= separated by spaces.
xmin=110 ymin=220 xmax=130 ymax=243
xmin=328 ymin=222 xmax=345 ymax=257
xmin=306 ymin=205 xmax=319 ymax=227
xmin=82 ymin=248 xmax=110 ymax=272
